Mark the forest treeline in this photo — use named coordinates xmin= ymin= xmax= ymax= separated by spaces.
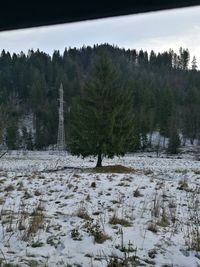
xmin=0 ymin=44 xmax=199 ymax=151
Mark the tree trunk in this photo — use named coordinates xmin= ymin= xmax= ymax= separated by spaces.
xmin=96 ymin=153 xmax=102 ymax=167
xmin=156 ymin=134 xmax=161 ymax=157
xmin=182 ymin=136 xmax=186 ymax=146
xmin=163 ymin=136 xmax=166 ymax=148
xmin=149 ymin=131 xmax=153 ymax=147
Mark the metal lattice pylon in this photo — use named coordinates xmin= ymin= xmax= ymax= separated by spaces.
xmin=57 ymin=83 xmax=65 ymax=151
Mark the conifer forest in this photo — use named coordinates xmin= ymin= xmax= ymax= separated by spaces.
xmin=0 ymin=44 xmax=199 ymax=153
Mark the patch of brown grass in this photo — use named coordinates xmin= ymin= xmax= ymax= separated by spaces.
xmin=76 ymin=207 xmax=91 ymax=220
xmin=109 ymin=214 xmax=132 ymax=227
xmin=93 ymin=165 xmax=134 ymax=173
xmin=24 ymin=204 xmax=45 ymax=239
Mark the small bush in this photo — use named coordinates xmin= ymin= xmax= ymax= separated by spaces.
xmin=71 ymin=228 xmax=82 ymax=241
xmin=158 ymin=215 xmax=170 ymax=227
xmin=109 ymin=214 xmax=132 ymax=227
xmin=92 ymin=223 xmax=110 ymax=244
xmin=91 ymin=182 xmax=96 ymax=188
xmin=192 ymin=169 xmax=200 ymax=175
xmin=93 ymin=230 xmax=110 ymax=244
xmin=34 ymin=190 xmax=42 ymax=196
xmin=147 ymin=223 xmax=158 ymax=233
xmin=5 ymin=185 xmax=14 ymax=192
xmin=83 ymin=221 xmax=110 ymax=244
xmin=76 ymin=207 xmax=91 ymax=220
xmin=0 ymin=178 xmax=6 ymax=184
xmin=177 ymin=179 xmax=192 ymax=192
xmin=107 ymin=258 xmax=124 ymax=267
xmin=46 ymin=235 xmax=60 ymax=248
xmin=133 ymin=188 xmax=143 ymax=197
xmin=0 ymin=197 xmax=5 ymax=205
xmin=144 ymin=169 xmax=154 ymax=176
xmin=148 ymin=249 xmax=157 ymax=259
xmin=31 ymin=241 xmax=44 ymax=247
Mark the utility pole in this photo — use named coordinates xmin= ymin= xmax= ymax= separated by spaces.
xmin=57 ymin=83 xmax=65 ymax=151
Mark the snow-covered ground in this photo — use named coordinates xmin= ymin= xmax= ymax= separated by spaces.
xmin=0 ymin=151 xmax=199 ymax=266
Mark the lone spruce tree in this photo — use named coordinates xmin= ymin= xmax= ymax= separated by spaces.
xmin=167 ymin=124 xmax=181 ymax=154
xmin=69 ymin=55 xmax=134 ymax=167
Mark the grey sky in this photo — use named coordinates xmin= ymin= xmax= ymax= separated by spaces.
xmin=0 ymin=5 xmax=200 ymax=66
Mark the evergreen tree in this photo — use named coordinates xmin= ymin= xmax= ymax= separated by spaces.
xmin=191 ymin=56 xmax=197 ymax=71
xmin=21 ymin=126 xmax=28 ymax=149
xmin=27 ymin=131 xmax=34 ymax=150
xmin=179 ymin=47 xmax=190 ymax=70
xmin=6 ymin=125 xmax=18 ymax=149
xmin=0 ymin=105 xmax=8 ymax=145
xmin=182 ymin=87 xmax=200 ymax=144
xmin=167 ymin=126 xmax=181 ymax=154
xmin=69 ymin=55 xmax=134 ymax=167
xmin=157 ymin=87 xmax=173 ymax=146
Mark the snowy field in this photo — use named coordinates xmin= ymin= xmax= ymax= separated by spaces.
xmin=0 ymin=151 xmax=199 ymax=267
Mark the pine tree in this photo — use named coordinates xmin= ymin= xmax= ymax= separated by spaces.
xmin=158 ymin=88 xmax=173 ymax=146
xmin=6 ymin=125 xmax=18 ymax=150
xmin=0 ymin=105 xmax=8 ymax=145
xmin=191 ymin=56 xmax=197 ymax=71
xmin=179 ymin=47 xmax=190 ymax=70
xmin=69 ymin=55 xmax=134 ymax=167
xmin=167 ymin=125 xmax=181 ymax=154
xmin=27 ymin=131 xmax=34 ymax=150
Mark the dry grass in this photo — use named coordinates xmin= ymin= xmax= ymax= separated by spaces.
xmin=109 ymin=214 xmax=132 ymax=227
xmin=1 ymin=153 xmax=200 ymax=266
xmin=0 ymin=197 xmax=5 ymax=205
xmin=177 ymin=179 xmax=189 ymax=190
xmin=147 ymin=222 xmax=158 ymax=233
xmin=184 ymin=189 xmax=200 ymax=251
xmin=83 ymin=221 xmax=111 ymax=244
xmin=93 ymin=165 xmax=134 ymax=173
xmin=0 ymin=178 xmax=6 ymax=184
xmin=177 ymin=179 xmax=193 ymax=192
xmin=4 ymin=185 xmax=15 ymax=192
xmin=192 ymin=169 xmax=200 ymax=175
xmin=75 ymin=207 xmax=91 ymax=220
xmin=23 ymin=204 xmax=45 ymax=240
xmin=93 ymin=230 xmax=110 ymax=244
xmin=144 ymin=169 xmax=154 ymax=175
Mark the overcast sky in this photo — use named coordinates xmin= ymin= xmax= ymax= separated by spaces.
xmin=0 ymin=5 xmax=200 ymax=67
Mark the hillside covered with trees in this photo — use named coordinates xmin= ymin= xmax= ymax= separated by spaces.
xmin=0 ymin=44 xmax=199 ymax=153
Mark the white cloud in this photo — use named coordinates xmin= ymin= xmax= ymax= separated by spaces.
xmin=0 ymin=5 xmax=200 ymax=67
